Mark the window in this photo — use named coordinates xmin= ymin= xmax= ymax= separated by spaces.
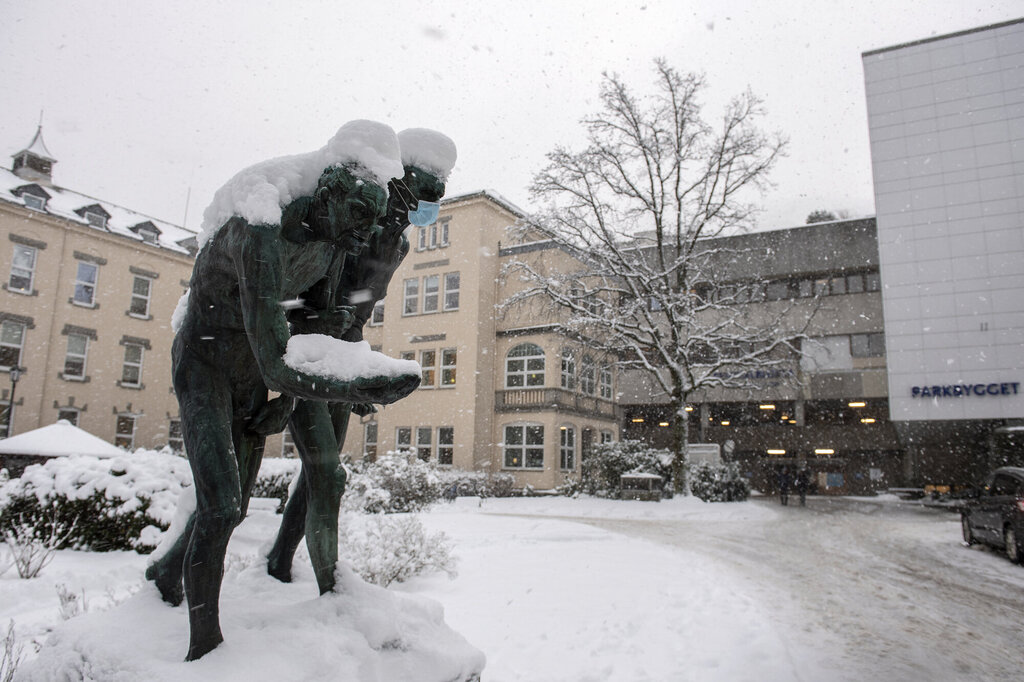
xmin=599 ymin=365 xmax=613 ymax=399
xmin=129 ymin=275 xmax=152 ymax=317
xmin=846 ymin=273 xmax=865 ymax=294
xmin=444 ymin=272 xmax=460 ymax=311
xmin=8 ymin=244 xmax=36 ymax=293
xmin=0 ymin=401 xmax=11 ymax=439
xmin=85 ymin=211 xmax=107 ymax=229
xmin=429 ymin=223 xmax=439 ymax=249
xmin=0 ymin=321 xmax=25 ymax=369
xmin=441 ymin=348 xmax=457 ymax=386
xmin=504 ymin=424 xmax=544 ymax=469
xmin=23 ymin=194 xmax=46 ymax=211
xmin=121 ymin=343 xmax=144 ymax=387
xmin=423 ymin=274 xmax=440 ymax=313
xmin=865 ymin=271 xmax=881 ymax=292
xmin=560 ymin=349 xmax=576 ymax=390
xmin=396 ymin=427 xmax=412 ymax=453
xmin=63 ymin=333 xmax=89 ymax=380
xmin=850 ymin=333 xmax=885 ymax=358
xmin=439 ymin=219 xmax=450 ymax=247
xmin=364 ymin=421 xmax=378 ymax=461
xmin=115 ymin=415 xmax=137 ymax=449
xmin=370 ymin=301 xmax=385 ymax=325
xmin=73 ymin=262 xmax=99 ymax=306
xmin=417 ymin=226 xmax=427 ymax=251
xmin=58 ymin=408 xmax=80 ymax=427
xmin=559 ymin=426 xmax=576 ymax=470
xmin=403 ymin=278 xmax=419 ymax=315
xmin=416 ymin=426 xmax=432 ymax=461
xmin=600 ymin=430 xmax=614 ymax=444
xmin=138 ymin=228 xmax=158 ymax=244
xmin=438 ymin=427 xmax=454 ymax=465
xmin=168 ymin=419 xmax=184 ymax=453
xmin=505 ymin=343 xmax=545 ymax=388
xmin=399 ymin=351 xmax=415 ymax=362
xmin=281 ymin=427 xmax=296 ymax=457
xmin=580 ymin=355 xmax=596 ymax=395
xmin=420 ymin=350 xmax=436 ymax=387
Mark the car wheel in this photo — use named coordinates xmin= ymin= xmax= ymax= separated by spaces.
xmin=1005 ymin=526 xmax=1021 ymax=564
xmin=962 ymin=515 xmax=977 ymax=545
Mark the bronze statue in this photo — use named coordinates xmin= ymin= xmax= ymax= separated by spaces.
xmin=266 ymin=150 xmax=450 ymax=592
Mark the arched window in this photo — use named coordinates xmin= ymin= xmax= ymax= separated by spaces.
xmin=580 ymin=354 xmax=596 ymax=395
xmin=560 ymin=348 xmax=576 ymax=390
xmin=505 ymin=343 xmax=545 ymax=388
xmin=559 ymin=425 xmax=576 ymax=470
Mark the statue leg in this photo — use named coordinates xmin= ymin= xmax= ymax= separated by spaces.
xmin=266 ymin=467 xmax=308 ymax=583
xmin=288 ymin=400 xmax=346 ymax=594
xmin=144 ymin=512 xmax=194 ymax=606
xmin=179 ymin=374 xmax=240 ymax=662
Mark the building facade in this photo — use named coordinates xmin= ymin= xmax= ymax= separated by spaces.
xmin=1 ymin=129 xmax=196 ymax=451
xmin=344 ymin=191 xmax=620 ymax=489
xmin=863 ymin=18 xmax=1024 ymax=485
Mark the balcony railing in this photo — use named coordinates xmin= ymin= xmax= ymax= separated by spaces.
xmin=495 ymin=387 xmax=616 ymax=418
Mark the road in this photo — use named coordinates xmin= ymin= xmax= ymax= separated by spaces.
xmin=574 ymin=496 xmax=1024 ymax=681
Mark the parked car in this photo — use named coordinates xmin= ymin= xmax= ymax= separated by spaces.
xmin=961 ymin=466 xmax=1024 ymax=563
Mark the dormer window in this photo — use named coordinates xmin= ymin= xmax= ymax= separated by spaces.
xmin=131 ymin=221 xmax=162 ymax=245
xmin=23 ymin=194 xmax=46 ymax=211
xmin=139 ymin=228 xmax=158 ymax=244
xmin=85 ymin=211 xmax=107 ymax=229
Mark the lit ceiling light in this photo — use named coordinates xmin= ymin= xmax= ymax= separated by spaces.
xmin=720 ymin=420 xmax=731 ymax=426
xmin=684 ymin=406 xmax=694 ymax=412
xmin=658 ymin=421 xmax=670 ymax=427
xmin=631 ymin=418 xmax=645 ymax=423
xmin=861 ymin=418 xmax=876 ymax=424
xmin=815 ymin=448 xmax=835 ymax=455
xmin=767 ymin=449 xmax=786 ymax=455
xmin=759 ymin=404 xmax=776 ymax=410
xmin=848 ymin=401 xmax=866 ymax=408
xmin=788 ymin=419 xmax=797 ymax=424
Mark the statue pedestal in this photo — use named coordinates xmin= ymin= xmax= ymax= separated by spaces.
xmin=20 ymin=564 xmax=484 ymax=681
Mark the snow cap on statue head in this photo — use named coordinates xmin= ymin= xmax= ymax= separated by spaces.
xmin=397 ymin=129 xmax=457 ymax=182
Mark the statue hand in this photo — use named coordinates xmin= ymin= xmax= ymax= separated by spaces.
xmin=341 ymin=373 xmax=420 ymax=405
xmin=293 ymin=306 xmax=356 ymax=337
xmin=350 ymin=403 xmax=377 ymax=417
xmin=248 ymin=395 xmax=296 ymax=435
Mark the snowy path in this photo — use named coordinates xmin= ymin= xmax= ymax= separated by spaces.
xmin=572 ymin=497 xmax=1024 ymax=681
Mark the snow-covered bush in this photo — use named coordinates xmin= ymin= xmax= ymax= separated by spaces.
xmin=580 ymin=440 xmax=674 ymax=497
xmin=688 ymin=461 xmax=750 ymax=502
xmin=342 ymin=514 xmax=457 ymax=587
xmin=2 ymin=514 xmax=76 ymax=579
xmin=344 ymin=454 xmax=443 ymax=514
xmin=251 ymin=457 xmax=301 ymax=511
xmin=436 ymin=469 xmax=518 ymax=499
xmin=0 ymin=450 xmax=192 ymax=553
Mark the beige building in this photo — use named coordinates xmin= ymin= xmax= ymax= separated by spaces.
xmin=347 ymin=191 xmax=620 ymax=489
xmin=0 ymin=128 xmax=196 ymax=450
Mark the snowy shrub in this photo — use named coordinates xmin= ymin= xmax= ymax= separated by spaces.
xmin=2 ymin=514 xmax=76 ymax=579
xmin=1 ymin=620 xmax=22 ymax=682
xmin=252 ymin=458 xmax=301 ymax=512
xmin=436 ymin=469 xmax=518 ymax=499
xmin=342 ymin=514 xmax=457 ymax=587
xmin=688 ymin=461 xmax=750 ymax=503
xmin=580 ymin=440 xmax=674 ymax=497
xmin=343 ymin=454 xmax=443 ymax=514
xmin=0 ymin=450 xmax=192 ymax=553
xmin=55 ymin=583 xmax=88 ymax=621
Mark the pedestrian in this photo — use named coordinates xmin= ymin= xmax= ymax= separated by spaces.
xmin=796 ymin=467 xmax=810 ymax=506
xmin=778 ymin=465 xmax=792 ymax=506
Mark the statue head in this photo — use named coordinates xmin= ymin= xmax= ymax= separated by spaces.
xmin=313 ymin=164 xmax=388 ymax=254
xmin=383 ymin=129 xmax=457 ymax=237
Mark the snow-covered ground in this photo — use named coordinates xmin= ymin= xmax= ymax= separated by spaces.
xmin=4 ymin=494 xmax=1024 ymax=681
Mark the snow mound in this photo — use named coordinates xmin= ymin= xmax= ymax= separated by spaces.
xmin=283 ymin=335 xmax=420 ymax=381
xmin=398 ymin=128 xmax=457 ymax=181
xmin=199 ymin=120 xmax=404 ymax=248
xmin=19 ymin=564 xmax=484 ymax=681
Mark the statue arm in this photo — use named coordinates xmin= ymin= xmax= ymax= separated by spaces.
xmin=236 ymin=223 xmax=417 ymax=403
xmin=341 ymin=232 xmax=410 ymax=343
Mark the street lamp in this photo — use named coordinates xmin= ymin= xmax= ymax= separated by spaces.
xmin=7 ymin=366 xmax=20 ymax=437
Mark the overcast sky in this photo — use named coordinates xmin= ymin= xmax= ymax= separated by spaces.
xmin=2 ymin=1 xmax=1020 ymax=233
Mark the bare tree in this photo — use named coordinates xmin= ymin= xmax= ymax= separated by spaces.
xmin=505 ymin=60 xmax=804 ymax=493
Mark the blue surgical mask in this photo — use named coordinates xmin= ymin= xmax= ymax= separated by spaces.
xmin=408 ymin=200 xmax=440 ymax=226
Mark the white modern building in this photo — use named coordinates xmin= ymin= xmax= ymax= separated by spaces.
xmin=864 ymin=18 xmax=1024 ymax=482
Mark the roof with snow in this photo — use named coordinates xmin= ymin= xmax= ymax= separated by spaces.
xmin=0 ymin=420 xmax=124 ymax=458
xmin=14 ymin=125 xmax=56 ymax=162
xmin=442 ymin=189 xmax=525 ymax=218
xmin=0 ymin=165 xmax=198 ymax=256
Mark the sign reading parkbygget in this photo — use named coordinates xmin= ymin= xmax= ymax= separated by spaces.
xmin=911 ymin=382 xmax=1021 ymax=398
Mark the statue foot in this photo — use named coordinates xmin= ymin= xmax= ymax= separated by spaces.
xmin=145 ymin=562 xmax=184 ymax=606
xmin=186 ymin=631 xmax=224 ymax=662
xmin=266 ymin=556 xmax=293 ymax=583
